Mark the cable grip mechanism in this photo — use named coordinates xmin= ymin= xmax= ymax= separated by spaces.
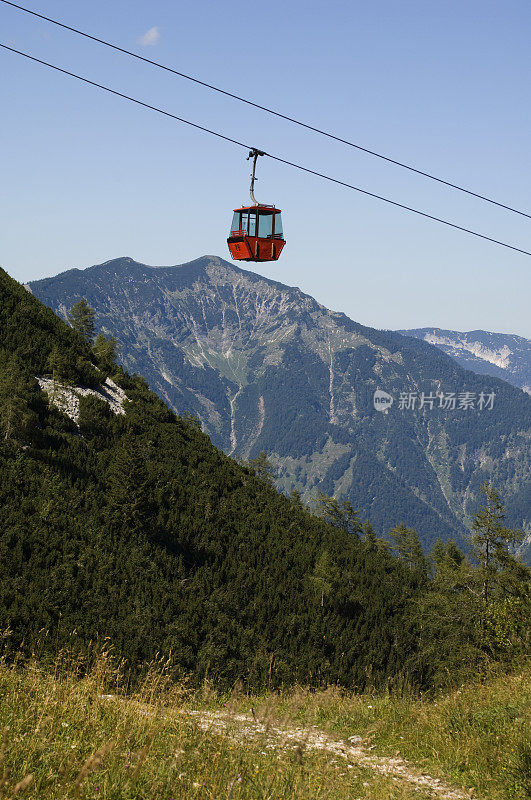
xmin=247 ymin=148 xmax=265 ymax=205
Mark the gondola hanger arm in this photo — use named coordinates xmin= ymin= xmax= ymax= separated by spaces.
xmin=247 ymin=148 xmax=266 ymax=205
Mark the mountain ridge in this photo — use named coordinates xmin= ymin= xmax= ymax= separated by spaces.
xmin=398 ymin=326 xmax=530 ymax=394
xmin=29 ymin=255 xmax=531 ymax=553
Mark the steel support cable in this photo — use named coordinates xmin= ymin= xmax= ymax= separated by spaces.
xmin=1 ymin=0 xmax=530 ymax=220
xmin=1 ymin=42 xmax=530 ymax=258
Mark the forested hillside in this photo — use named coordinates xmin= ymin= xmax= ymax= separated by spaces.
xmin=0 ymin=267 xmax=421 ymax=688
xmin=1 ymin=267 xmax=528 ymax=692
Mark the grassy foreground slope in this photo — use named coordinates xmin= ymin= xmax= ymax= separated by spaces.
xmin=238 ymin=668 xmax=530 ymax=800
xmin=0 ymin=652 xmax=528 ymax=800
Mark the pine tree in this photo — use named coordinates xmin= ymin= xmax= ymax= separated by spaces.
xmin=389 ymin=523 xmax=428 ymax=576
xmin=46 ymin=345 xmax=72 ymax=385
xmin=247 ymin=451 xmax=276 ymax=485
xmin=315 ymin=492 xmax=362 ymax=536
xmin=410 ymin=554 xmax=485 ymax=687
xmin=310 ymin=550 xmax=338 ymax=607
xmin=431 ymin=538 xmax=446 ymax=570
xmin=361 ymin=520 xmax=389 ymax=552
xmin=68 ymin=298 xmax=96 ymax=343
xmin=470 ymin=483 xmax=527 ymax=647
xmin=182 ymin=412 xmax=202 ymax=430
xmin=432 ymin=538 xmax=464 ymax=577
xmin=289 ymin=489 xmax=304 ymax=508
xmin=471 ymin=483 xmax=524 ymax=609
xmin=92 ymin=333 xmax=118 ymax=371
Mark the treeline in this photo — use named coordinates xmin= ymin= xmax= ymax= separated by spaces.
xmin=312 ymin=490 xmax=529 ymax=687
xmin=0 ymin=271 xmax=528 ymax=691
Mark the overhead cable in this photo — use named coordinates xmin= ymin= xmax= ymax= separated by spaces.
xmin=1 ymin=41 xmax=530 ymax=258
xmin=1 ymin=0 xmax=530 ymax=220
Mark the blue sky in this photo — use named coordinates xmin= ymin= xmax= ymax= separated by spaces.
xmin=1 ymin=0 xmax=530 ymax=336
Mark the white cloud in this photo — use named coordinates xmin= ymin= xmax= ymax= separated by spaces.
xmin=139 ymin=27 xmax=160 ymax=46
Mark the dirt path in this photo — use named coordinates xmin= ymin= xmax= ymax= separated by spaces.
xmin=188 ymin=709 xmax=471 ymax=799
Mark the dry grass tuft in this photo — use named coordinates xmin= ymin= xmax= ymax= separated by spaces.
xmin=12 ymin=773 xmax=34 ymax=794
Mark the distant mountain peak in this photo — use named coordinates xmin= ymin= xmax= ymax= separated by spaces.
xmin=398 ymin=327 xmax=530 ymax=394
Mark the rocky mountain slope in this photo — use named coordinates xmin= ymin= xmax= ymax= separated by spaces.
xmin=29 ymin=256 xmax=531 ymax=551
xmin=398 ymin=327 xmax=530 ymax=394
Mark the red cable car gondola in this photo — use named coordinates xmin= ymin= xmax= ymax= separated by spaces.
xmin=227 ymin=149 xmax=285 ymax=262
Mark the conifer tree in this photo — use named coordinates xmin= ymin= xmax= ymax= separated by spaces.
xmin=68 ymin=298 xmax=96 ymax=343
xmin=182 ymin=412 xmax=202 ymax=430
xmin=247 ymin=451 xmax=276 ymax=484
xmin=46 ymin=345 xmax=71 ymax=385
xmin=431 ymin=538 xmax=446 ymax=570
xmin=471 ymin=483 xmax=524 ymax=608
xmin=315 ymin=492 xmax=362 ymax=536
xmin=362 ymin=520 xmax=377 ymax=547
xmin=389 ymin=523 xmax=428 ymax=577
xmin=92 ymin=333 xmax=118 ymax=372
xmin=289 ymin=488 xmax=303 ymax=508
xmin=432 ymin=538 xmax=464 ymax=577
xmin=310 ymin=550 xmax=338 ymax=607
xmin=361 ymin=520 xmax=389 ymax=552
